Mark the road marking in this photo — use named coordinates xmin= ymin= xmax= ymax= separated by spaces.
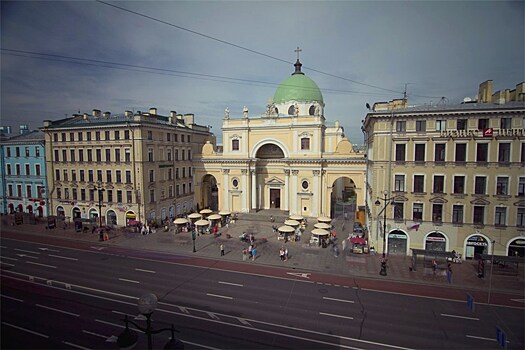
xmin=323 ymin=297 xmax=355 ymax=303
xmin=286 ymin=272 xmax=311 ymax=279
xmin=90 ymin=246 xmax=106 ymax=251
xmin=0 ymin=245 xmax=6 ymax=248
xmin=118 ymin=278 xmax=140 ymax=284
xmin=25 ymin=261 xmax=56 ymax=268
xmin=135 ymin=268 xmax=156 ymax=273
xmin=466 ymin=334 xmax=509 ymax=343
xmin=178 ymin=306 xmax=189 ymax=314
xmin=38 ymin=247 xmax=60 ymax=252
xmin=1 ymin=294 xmax=23 ymax=302
xmin=63 ymin=341 xmax=90 ymax=349
xmin=83 ymin=329 xmax=109 ymax=339
xmin=0 ymin=262 xmax=15 ymax=267
xmin=2 ymin=322 xmax=49 ymax=338
xmin=206 ymin=312 xmax=220 ymax=320
xmin=1 ymin=256 xmax=18 ymax=261
xmin=48 ymin=254 xmax=78 ymax=261
xmin=36 ymin=304 xmax=80 ymax=317
xmin=206 ymin=293 xmax=232 ymax=300
xmin=218 ymin=281 xmax=243 ymax=287
xmin=319 ymin=312 xmax=354 ymax=320
xmin=14 ymin=248 xmax=40 ymax=255
xmin=238 ymin=318 xmax=252 ymax=326
xmin=441 ymin=313 xmax=479 ymax=321
xmin=16 ymin=254 xmax=38 ymax=259
xmin=510 ymin=298 xmax=525 ymax=303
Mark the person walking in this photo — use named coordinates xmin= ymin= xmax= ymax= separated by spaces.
xmin=251 ymin=248 xmax=257 ymax=261
xmin=220 ymin=244 xmax=225 ymax=256
xmin=242 ymin=249 xmax=247 ymax=261
xmin=447 ymin=263 xmax=453 ymax=283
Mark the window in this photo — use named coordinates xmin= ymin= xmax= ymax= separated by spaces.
xmin=69 ymin=132 xmax=74 ymax=141
xmin=167 ymin=150 xmax=172 ymax=162
xmin=115 ymin=149 xmax=120 ymax=162
xmin=6 ymin=164 xmax=11 ymax=176
xmin=182 ymin=167 xmax=186 ymax=178
xmin=72 ymin=188 xmax=78 ymax=200
xmin=232 ymin=139 xmax=239 ymax=151
xmin=394 ymin=202 xmax=404 ymax=221
xmin=518 ymin=177 xmax=525 ymax=196
xmin=54 ymin=150 xmax=59 ymax=161
xmin=35 ymin=164 xmax=41 ymax=176
xmin=87 ymin=149 xmax=93 ymax=162
xmin=495 ymin=207 xmax=507 ymax=226
xmin=415 ymin=120 xmax=426 ymax=132
xmin=78 ymin=149 xmax=84 ymax=162
xmin=396 ymin=121 xmax=406 ymax=132
xmin=114 ymin=131 xmax=120 ymax=140
xmin=25 ymin=164 xmax=30 ymax=176
xmin=174 ymin=134 xmax=178 ymax=142
xmin=453 ymin=176 xmax=465 ymax=194
xmin=436 ymin=120 xmax=446 ymax=131
xmin=413 ymin=203 xmax=423 ymax=222
xmin=150 ymin=189 xmax=155 ymax=203
xmin=498 ymin=143 xmax=511 ymax=162
xmin=176 ymin=185 xmax=180 ymax=196
xmin=63 ymin=169 xmax=68 ymax=181
xmin=413 ymin=175 xmax=425 ymax=193
xmin=89 ymin=189 xmax=94 ymax=201
xmin=106 ymin=170 xmax=112 ymax=183
xmin=88 ymin=170 xmax=94 ymax=182
xmin=435 ymin=144 xmax=446 ymax=162
xmin=478 ymin=119 xmax=489 ymax=129
xmin=181 ymin=135 xmax=185 ymax=142
xmin=149 ymin=170 xmax=154 ymax=183
xmin=433 ymin=175 xmax=444 ymax=193
xmin=517 ymin=208 xmax=525 ymax=227
xmin=62 ymin=150 xmax=67 ymax=162
xmin=432 ymin=204 xmax=443 ymax=223
xmin=148 ymin=148 xmax=154 ymax=162
xmin=125 ymin=149 xmax=131 ymax=162
xmin=117 ymin=190 xmax=123 ymax=203
xmin=95 ymin=132 xmax=100 ymax=141
xmin=126 ymin=170 xmax=132 ymax=183
xmin=78 ymin=132 xmax=83 ymax=141
xmin=127 ymin=191 xmax=133 ymax=204
xmin=35 ymin=147 xmax=40 ymax=157
xmin=97 ymin=170 xmax=103 ymax=182
xmin=457 ymin=119 xmax=467 ymax=130
xmin=301 ymin=180 xmax=309 ymax=190
xmin=107 ymin=190 xmax=113 ymax=203
xmin=176 ymin=168 xmax=179 ymax=179
xmin=476 ymin=143 xmax=488 ymax=162
xmin=181 ymin=150 xmax=185 ymax=161
xmin=452 ymin=205 xmax=463 ymax=224
xmin=300 ymin=138 xmax=310 ymax=150
xmin=124 ymin=130 xmax=130 ymax=140
xmin=116 ymin=170 xmax=122 ymax=183
xmin=105 ymin=149 xmax=111 ymax=163
xmin=147 ymin=131 xmax=153 ymax=140
xmin=69 ymin=149 xmax=75 ymax=162
xmin=189 ymin=167 xmax=192 ymax=177
xmin=232 ymin=179 xmax=239 ymax=188
xmin=16 ymin=164 xmax=21 ymax=175
xmin=175 ymin=149 xmax=179 ymax=161
xmin=80 ymin=170 xmax=85 ymax=182
xmin=187 ymin=135 xmax=191 ymax=143
xmin=500 ymin=117 xmax=512 ymax=129
xmin=25 ymin=147 xmax=30 ymax=157
xmin=473 ymin=206 xmax=485 ymax=225
xmin=415 ymin=144 xmax=425 ymax=162
xmin=496 ymin=177 xmax=509 ymax=195
xmin=455 ymin=143 xmax=466 ymax=162
xmin=26 ymin=185 xmax=32 ymax=198
xmin=395 ymin=144 xmax=406 ymax=162
xmin=168 ymin=168 xmax=173 ymax=181
xmin=96 ymin=149 xmax=102 ymax=162
xmin=394 ymin=175 xmax=405 ymax=192
xmin=53 ymin=134 xmax=59 ymax=142
xmin=61 ymin=133 xmax=66 ymax=142
xmin=71 ymin=170 xmax=77 ymax=181
xmin=522 ymin=143 xmax=525 ymax=163
xmin=86 ymin=132 xmax=91 ymax=141
xmin=80 ymin=189 xmax=86 ymax=201
xmin=56 ymin=188 xmax=61 ymax=199
xmin=474 ymin=176 xmax=486 ymax=195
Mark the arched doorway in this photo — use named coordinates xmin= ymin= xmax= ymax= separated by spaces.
xmin=330 ymin=177 xmax=356 ymax=220
xmin=72 ymin=207 xmax=81 ymax=219
xmin=388 ymin=230 xmax=408 ymax=255
xmin=201 ymin=175 xmax=218 ymax=211
xmin=26 ymin=205 xmax=33 ymax=214
xmin=16 ymin=204 xmax=23 ymax=212
xmin=169 ymin=206 xmax=175 ymax=219
xmin=465 ymin=234 xmax=489 ymax=260
xmin=508 ymin=237 xmax=525 ymax=257
xmin=8 ymin=203 xmax=14 ymax=214
xmin=107 ymin=210 xmax=117 ymax=226
xmin=37 ymin=206 xmax=43 ymax=217
xmin=161 ymin=208 xmax=167 ymax=221
xmin=56 ymin=206 xmax=65 ymax=217
xmin=125 ymin=211 xmax=136 ymax=225
xmin=425 ymin=231 xmax=447 ymax=251
xmin=88 ymin=208 xmax=98 ymax=220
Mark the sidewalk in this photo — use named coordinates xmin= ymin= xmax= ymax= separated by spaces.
xmin=2 ymin=215 xmax=524 ymax=295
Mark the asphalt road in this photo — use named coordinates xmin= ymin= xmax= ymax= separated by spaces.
xmin=1 ymin=237 xmax=523 ymax=350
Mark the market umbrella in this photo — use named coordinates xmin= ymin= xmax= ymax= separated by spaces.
xmin=317 ymin=216 xmax=332 ymax=223
xmin=188 ymin=213 xmax=202 ymax=219
xmin=278 ymin=225 xmax=295 ymax=233
xmin=173 ymin=218 xmax=188 ymax=225
xmin=314 ymin=222 xmax=331 ymax=229
xmin=218 ymin=211 xmax=231 ymax=216
xmin=200 ymin=209 xmax=213 ymax=214
xmin=289 ymin=215 xmax=303 ymax=221
xmin=311 ymin=228 xmax=330 ymax=236
xmin=284 ymin=219 xmax=300 ymax=227
xmin=195 ymin=219 xmax=210 ymax=226
xmin=208 ymin=214 xmax=222 ymax=220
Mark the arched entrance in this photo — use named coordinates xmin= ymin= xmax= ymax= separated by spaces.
xmin=330 ymin=177 xmax=356 ymax=220
xmin=388 ymin=230 xmax=408 ymax=255
xmin=201 ymin=175 xmax=218 ymax=211
xmin=88 ymin=208 xmax=98 ymax=220
xmin=72 ymin=207 xmax=81 ymax=219
xmin=26 ymin=205 xmax=33 ymax=214
xmin=169 ymin=206 xmax=175 ymax=219
xmin=161 ymin=208 xmax=167 ymax=221
xmin=125 ymin=211 xmax=136 ymax=225
xmin=508 ymin=237 xmax=525 ymax=257
xmin=36 ymin=206 xmax=43 ymax=217
xmin=465 ymin=234 xmax=489 ymax=260
xmin=425 ymin=231 xmax=447 ymax=251
xmin=56 ymin=206 xmax=65 ymax=217
xmin=107 ymin=210 xmax=117 ymax=226
xmin=8 ymin=203 xmax=14 ymax=214
xmin=16 ymin=204 xmax=23 ymax=212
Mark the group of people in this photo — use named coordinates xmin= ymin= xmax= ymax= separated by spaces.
xmin=279 ymin=246 xmax=289 ymax=261
xmin=243 ymin=245 xmax=257 ymax=261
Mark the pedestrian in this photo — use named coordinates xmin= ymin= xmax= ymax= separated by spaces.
xmin=242 ymin=249 xmax=247 ymax=261
xmin=251 ymin=248 xmax=257 ymax=261
xmin=220 ymin=244 xmax=225 ymax=256
xmin=447 ymin=263 xmax=453 ymax=283
xmin=432 ymin=259 xmax=438 ymax=273
xmin=285 ymin=248 xmax=289 ymax=261
xmin=279 ymin=248 xmax=284 ymax=261
xmin=248 ymin=245 xmax=253 ymax=259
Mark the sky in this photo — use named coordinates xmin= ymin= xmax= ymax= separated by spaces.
xmin=1 ymin=0 xmax=524 ymax=144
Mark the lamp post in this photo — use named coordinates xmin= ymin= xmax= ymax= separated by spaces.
xmin=191 ymin=229 xmax=196 ymax=253
xmin=375 ymin=190 xmax=391 ymax=276
xmin=95 ymin=186 xmax=105 ymax=241
xmin=117 ymin=293 xmax=184 ymax=350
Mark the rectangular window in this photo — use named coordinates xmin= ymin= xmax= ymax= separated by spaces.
xmin=415 ymin=144 xmax=425 ymax=162
xmin=124 ymin=130 xmax=130 ymax=140
xmin=150 ymin=189 xmax=155 ymax=203
xmin=148 ymin=148 xmax=154 ymax=162
xmin=105 ymin=149 xmax=111 ymax=163
xmin=96 ymin=149 xmax=102 ymax=162
xmin=25 ymin=147 xmax=30 ymax=157
xmin=415 ymin=120 xmax=426 ymax=132
xmin=457 ymin=119 xmax=467 ymax=130
xmin=126 ymin=171 xmax=132 ymax=183
xmin=478 ymin=119 xmax=489 ymax=129
xmin=473 ymin=206 xmax=485 ymax=225
xmin=26 ymin=185 xmax=32 ymax=198
xmin=521 ymin=143 xmax=525 ymax=163
xmin=116 ymin=170 xmax=122 ymax=183
xmin=517 ymin=208 xmax=525 ymax=227
xmin=148 ymin=131 xmax=153 ymax=140
xmin=25 ymin=164 xmax=30 ymax=176
xmin=61 ymin=133 xmax=66 ymax=142
xmin=435 ymin=144 xmax=446 ymax=162
xmin=496 ymin=177 xmax=509 ymax=195
xmin=455 ymin=143 xmax=467 ymax=162
xmin=453 ymin=176 xmax=465 ymax=194
xmin=97 ymin=170 xmax=103 ymax=182
xmin=69 ymin=132 xmax=74 ymax=142
xmin=495 ymin=207 xmax=507 ymax=226
xmin=87 ymin=149 xmax=93 ymax=162
xmin=95 ymin=132 xmax=101 ymax=141
xmin=53 ymin=133 xmax=59 ymax=142
xmin=396 ymin=121 xmax=406 ymax=132
xmin=500 ymin=117 xmax=512 ymax=129
xmin=106 ymin=170 xmax=112 ymax=183
xmin=63 ymin=169 xmax=68 ymax=181
xmin=114 ymin=149 xmax=120 ymax=163
xmin=432 ymin=204 xmax=443 ymax=223
xmin=114 ymin=130 xmax=120 ymax=140
xmin=181 ymin=150 xmax=185 ymax=161
xmin=56 ymin=188 xmax=61 ymax=199
xmin=518 ymin=177 xmax=525 ymax=196
xmin=394 ymin=175 xmax=405 ymax=192
xmin=187 ymin=150 xmax=191 ymax=160
xmin=70 ymin=149 xmax=75 ymax=162
xmin=86 ymin=132 xmax=91 ymax=141
xmin=394 ymin=202 xmax=404 ymax=221
xmin=414 ymin=175 xmax=425 ymax=193
xmin=169 ymin=185 xmax=173 ymax=198
xmin=232 ymin=139 xmax=240 ymax=151
xmin=6 ymin=164 xmax=11 ymax=176
xmin=16 ymin=164 xmax=21 ymax=176
xmin=149 ymin=170 xmax=154 ymax=183
xmin=78 ymin=149 xmax=84 ymax=162
xmin=181 ymin=135 xmax=185 ymax=142
xmin=6 ymin=147 xmax=11 ymax=157
xmin=71 ymin=170 xmax=76 ymax=181
xmin=301 ymin=138 xmax=310 ymax=150
xmin=89 ymin=189 xmax=94 ymax=202
xmin=413 ymin=203 xmax=423 ymax=222
xmin=125 ymin=149 xmax=131 ymax=162
xmin=498 ymin=143 xmax=511 ymax=163
xmin=78 ymin=132 xmax=83 ymax=141
xmin=62 ymin=150 xmax=67 ymax=162
xmin=88 ymin=170 xmax=94 ymax=182
xmin=436 ymin=120 xmax=446 ymax=131
xmin=35 ymin=147 xmax=40 ymax=157
xmin=35 ymin=164 xmax=41 ymax=176
xmin=80 ymin=189 xmax=86 ymax=201
xmin=80 ymin=170 xmax=85 ymax=182
xmin=54 ymin=150 xmax=59 ymax=162
xmin=433 ymin=175 xmax=444 ymax=193
xmin=452 ymin=205 xmax=463 ymax=224
xmin=395 ymin=144 xmax=406 ymax=162
xmin=126 ymin=191 xmax=132 ymax=204
xmin=176 ymin=168 xmax=179 ymax=179
xmin=475 ymin=176 xmax=486 ymax=195
xmin=107 ymin=190 xmax=113 ymax=203
xmin=176 ymin=185 xmax=180 ymax=196
xmin=476 ymin=143 xmax=488 ymax=162
xmin=72 ymin=188 xmax=78 ymax=200
xmin=167 ymin=150 xmax=172 ymax=162
xmin=182 ymin=167 xmax=186 ymax=178
xmin=117 ymin=190 xmax=123 ymax=203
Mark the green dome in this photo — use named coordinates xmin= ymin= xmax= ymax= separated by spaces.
xmin=273 ymin=72 xmax=324 ymax=104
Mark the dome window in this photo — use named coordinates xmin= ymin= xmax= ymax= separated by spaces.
xmin=288 ymin=105 xmax=295 ymax=116
xmin=301 ymin=180 xmax=309 ymax=190
xmin=309 ymin=105 xmax=315 ymax=116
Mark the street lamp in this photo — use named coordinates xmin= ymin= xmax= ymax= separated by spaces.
xmin=117 ymin=293 xmax=184 ymax=350
xmin=375 ymin=190 xmax=392 ymax=276
xmin=94 ymin=186 xmax=105 ymax=241
xmin=191 ymin=229 xmax=196 ymax=253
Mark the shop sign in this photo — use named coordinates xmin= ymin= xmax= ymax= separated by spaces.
xmin=389 ymin=233 xmax=407 ymax=239
xmin=426 ymin=237 xmax=446 ymax=242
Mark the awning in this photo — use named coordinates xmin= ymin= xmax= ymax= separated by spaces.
xmin=289 ymin=215 xmax=303 ymax=221
xmin=188 ymin=213 xmax=202 ymax=219
xmin=126 ymin=213 xmax=137 ymax=218
xmin=284 ymin=219 xmax=300 ymax=227
xmin=199 ymin=209 xmax=213 ymax=214
xmin=173 ymin=218 xmax=189 ymax=225
xmin=311 ymin=228 xmax=329 ymax=236
xmin=278 ymin=225 xmax=295 ymax=233
xmin=208 ymin=214 xmax=222 ymax=220
xmin=314 ymin=223 xmax=331 ymax=229
xmin=218 ymin=211 xmax=231 ymax=216
xmin=195 ymin=219 xmax=210 ymax=226
xmin=317 ymin=216 xmax=332 ymax=223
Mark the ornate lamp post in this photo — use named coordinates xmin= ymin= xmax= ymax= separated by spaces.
xmin=117 ymin=293 xmax=184 ymax=350
xmin=94 ymin=186 xmax=105 ymax=241
xmin=375 ymin=190 xmax=392 ymax=276
xmin=191 ymin=229 xmax=196 ymax=253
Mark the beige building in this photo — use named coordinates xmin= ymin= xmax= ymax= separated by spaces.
xmin=41 ymin=108 xmax=212 ymax=226
xmin=363 ymin=81 xmax=525 ymax=258
xmin=194 ymin=59 xmax=366 ymax=219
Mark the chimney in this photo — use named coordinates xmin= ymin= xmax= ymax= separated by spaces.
xmin=0 ymin=126 xmax=12 ymax=134
xmin=103 ymin=111 xmax=111 ymax=118
xmin=83 ymin=113 xmax=89 ymax=120
xmin=92 ymin=109 xmax=102 ymax=117
xmin=20 ymin=124 xmax=29 ymax=134
xmin=170 ymin=111 xmax=176 ymax=118
xmin=125 ymin=110 xmax=133 ymax=117
xmin=478 ymin=80 xmax=493 ymax=103
xmin=149 ymin=107 xmax=157 ymax=115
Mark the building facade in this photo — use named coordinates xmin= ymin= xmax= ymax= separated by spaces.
xmin=0 ymin=130 xmax=49 ymax=217
xmin=195 ymin=59 xmax=366 ymax=219
xmin=363 ymin=81 xmax=525 ymax=258
xmin=40 ymin=108 xmax=212 ymax=226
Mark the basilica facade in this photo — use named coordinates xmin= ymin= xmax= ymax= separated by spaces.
xmin=194 ymin=59 xmax=366 ymax=219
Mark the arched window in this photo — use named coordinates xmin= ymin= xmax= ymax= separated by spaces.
xmin=300 ymin=137 xmax=310 ymax=150
xmin=288 ymin=105 xmax=295 ymax=115
xmin=309 ymin=105 xmax=315 ymax=115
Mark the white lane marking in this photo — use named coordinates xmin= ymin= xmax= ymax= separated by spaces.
xmin=286 ymin=272 xmax=311 ymax=279
xmin=83 ymin=329 xmax=109 ymax=339
xmin=206 ymin=293 xmax=232 ymax=300
xmin=16 ymin=254 xmax=38 ymax=259
xmin=48 ymin=254 xmax=78 ymax=261
xmin=14 ymin=248 xmax=40 ymax=255
xmin=319 ymin=312 xmax=354 ymax=320
xmin=207 ymin=312 xmax=220 ymax=320
xmin=1 ymin=256 xmax=18 ymax=261
xmin=441 ymin=313 xmax=479 ymax=321
xmin=63 ymin=341 xmax=90 ymax=349
xmin=25 ymin=261 xmax=56 ymax=269
xmin=178 ymin=306 xmax=189 ymax=314
xmin=466 ymin=334 xmax=509 ymax=343
xmin=1 ymin=294 xmax=23 ymax=302
xmin=90 ymin=246 xmax=106 ymax=251
xmin=323 ymin=297 xmax=355 ymax=303
xmin=238 ymin=318 xmax=252 ymax=326
xmin=36 ymin=304 xmax=80 ymax=317
xmin=2 ymin=322 xmax=49 ymax=338
xmin=118 ymin=278 xmax=140 ymax=284
xmin=135 ymin=268 xmax=156 ymax=273
xmin=38 ymin=247 xmax=60 ymax=252
xmin=218 ymin=281 xmax=243 ymax=287
xmin=510 ymin=298 xmax=525 ymax=303
xmin=0 ymin=262 xmax=15 ymax=267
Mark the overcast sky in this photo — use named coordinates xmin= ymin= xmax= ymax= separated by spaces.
xmin=1 ymin=0 xmax=523 ymax=144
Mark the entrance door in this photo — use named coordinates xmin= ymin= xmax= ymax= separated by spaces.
xmin=270 ymin=189 xmax=280 ymax=209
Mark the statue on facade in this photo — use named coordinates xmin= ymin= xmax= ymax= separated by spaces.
xmin=243 ymin=106 xmax=248 ymax=118
xmin=224 ymin=107 xmax=230 ymax=119
xmin=294 ymin=103 xmax=299 ymax=117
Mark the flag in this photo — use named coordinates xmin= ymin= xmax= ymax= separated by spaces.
xmin=408 ymin=223 xmax=420 ymax=231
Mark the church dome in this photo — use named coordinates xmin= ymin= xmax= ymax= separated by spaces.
xmin=273 ymin=60 xmax=324 ymax=105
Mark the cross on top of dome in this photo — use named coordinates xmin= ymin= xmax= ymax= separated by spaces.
xmin=293 ymin=46 xmax=304 ymax=75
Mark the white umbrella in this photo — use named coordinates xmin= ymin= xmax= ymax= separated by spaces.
xmin=208 ymin=214 xmax=222 ymax=220
xmin=278 ymin=225 xmax=295 ymax=233
xmin=289 ymin=215 xmax=303 ymax=221
xmin=317 ymin=216 xmax=332 ymax=223
xmin=200 ymin=209 xmax=213 ymax=214
xmin=188 ymin=213 xmax=202 ymax=219
xmin=284 ymin=219 xmax=300 ymax=227
xmin=311 ymin=228 xmax=330 ymax=236
xmin=173 ymin=218 xmax=189 ymax=225
xmin=218 ymin=211 xmax=231 ymax=216
xmin=195 ymin=219 xmax=210 ymax=226
xmin=314 ymin=222 xmax=331 ymax=229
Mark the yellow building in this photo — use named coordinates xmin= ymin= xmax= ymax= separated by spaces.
xmin=41 ymin=108 xmax=212 ymax=226
xmin=194 ymin=59 xmax=366 ymax=219
xmin=363 ymin=81 xmax=525 ymax=258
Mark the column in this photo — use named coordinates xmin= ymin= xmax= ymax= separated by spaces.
xmin=241 ymin=169 xmax=248 ymax=212
xmin=312 ymin=170 xmax=320 ymax=217
xmin=222 ymin=169 xmax=229 ymax=211
xmin=284 ymin=170 xmax=290 ymax=211
xmin=291 ymin=170 xmax=299 ymax=214
xmin=251 ymin=170 xmax=256 ymax=211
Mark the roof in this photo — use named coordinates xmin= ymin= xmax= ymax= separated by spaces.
xmin=0 ymin=130 xmax=44 ymax=144
xmin=273 ymin=60 xmax=324 ymax=104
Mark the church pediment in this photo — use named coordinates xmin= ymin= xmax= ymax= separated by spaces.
xmin=265 ymin=176 xmax=285 ymax=186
